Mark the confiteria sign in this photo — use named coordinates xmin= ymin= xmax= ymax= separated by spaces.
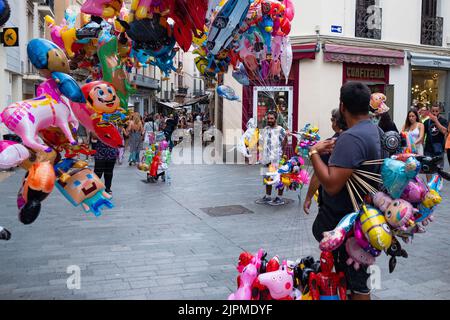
xmin=346 ymin=66 xmax=386 ymax=80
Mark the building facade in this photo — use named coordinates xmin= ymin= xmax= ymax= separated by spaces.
xmin=222 ymin=0 xmax=450 ymax=151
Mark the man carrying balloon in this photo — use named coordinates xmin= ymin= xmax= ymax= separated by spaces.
xmin=256 ymin=110 xmax=290 ymax=206
xmin=307 ymin=82 xmax=385 ymax=300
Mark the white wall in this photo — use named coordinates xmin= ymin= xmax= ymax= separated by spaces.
xmin=222 ymin=70 xmax=243 ymax=147
xmin=298 ymin=50 xmax=343 ymax=139
xmin=389 ymin=63 xmax=410 ymax=130
xmin=381 ymin=0 xmax=422 ymax=45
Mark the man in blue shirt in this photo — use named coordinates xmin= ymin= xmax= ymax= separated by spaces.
xmin=308 ymin=82 xmax=384 ymax=300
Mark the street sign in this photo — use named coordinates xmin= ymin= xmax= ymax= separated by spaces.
xmin=331 ymin=25 xmax=343 ymax=34
xmin=1 ymin=27 xmax=18 ymax=47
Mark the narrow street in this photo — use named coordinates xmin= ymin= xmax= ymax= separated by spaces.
xmin=1 ymin=153 xmax=450 ymax=300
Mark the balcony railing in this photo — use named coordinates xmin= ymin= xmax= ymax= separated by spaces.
xmin=421 ymin=16 xmax=443 ymax=46
xmin=37 ymin=0 xmax=55 ymax=16
xmin=176 ymin=87 xmax=189 ymax=96
xmin=355 ymin=6 xmax=382 ymax=40
xmin=131 ymin=74 xmax=160 ymax=90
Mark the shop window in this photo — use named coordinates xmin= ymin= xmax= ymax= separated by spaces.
xmin=355 ymin=0 xmax=382 ymax=40
xmin=411 ymin=69 xmax=448 ymax=111
xmin=421 ymin=0 xmax=443 ymax=46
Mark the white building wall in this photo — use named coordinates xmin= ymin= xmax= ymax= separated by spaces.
xmin=222 ymin=70 xmax=242 ymax=147
xmin=389 ymin=63 xmax=410 ymax=129
xmin=381 ymin=0 xmax=422 ymax=45
xmin=298 ymin=51 xmax=344 ymax=140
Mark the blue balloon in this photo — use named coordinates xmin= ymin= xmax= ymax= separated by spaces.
xmin=52 ymin=72 xmax=86 ymax=103
xmin=217 ymin=85 xmax=240 ymax=101
xmin=336 ymin=212 xmax=359 ymax=232
xmin=0 ymin=0 xmax=10 ymax=27
xmin=232 ymin=64 xmax=250 ymax=86
xmin=382 ymin=157 xmax=421 ymax=199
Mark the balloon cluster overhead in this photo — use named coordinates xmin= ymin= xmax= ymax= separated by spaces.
xmin=195 ymin=0 xmax=295 ymax=85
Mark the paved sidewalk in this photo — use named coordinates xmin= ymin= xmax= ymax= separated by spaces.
xmin=0 ymin=155 xmax=449 ymax=300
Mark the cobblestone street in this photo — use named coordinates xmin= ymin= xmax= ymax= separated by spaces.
xmin=1 ymin=154 xmax=450 ymax=300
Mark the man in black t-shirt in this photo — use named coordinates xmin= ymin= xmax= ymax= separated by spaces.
xmin=423 ymin=105 xmax=448 ymax=178
xmin=308 ymin=82 xmax=383 ymax=300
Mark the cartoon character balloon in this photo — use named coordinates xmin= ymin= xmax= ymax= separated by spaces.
xmin=381 ymin=157 xmax=421 ymax=199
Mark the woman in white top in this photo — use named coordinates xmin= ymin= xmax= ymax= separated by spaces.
xmin=402 ymin=109 xmax=425 ymax=155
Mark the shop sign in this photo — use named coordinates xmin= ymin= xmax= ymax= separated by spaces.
xmin=346 ymin=66 xmax=386 ymax=81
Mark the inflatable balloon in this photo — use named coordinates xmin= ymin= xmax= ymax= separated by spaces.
xmin=283 ymin=0 xmax=295 ymax=21
xmin=55 ymin=159 xmax=114 ymax=216
xmin=17 ymin=161 xmax=56 ymax=225
xmin=70 ymin=102 xmax=124 ymax=148
xmin=258 ymin=265 xmax=294 ymax=300
xmin=0 ymin=140 xmax=30 ymax=169
xmin=217 ymin=85 xmax=240 ymax=101
xmin=360 ymin=206 xmax=392 ymax=251
xmin=401 ymin=177 xmax=428 ymax=204
xmin=319 ymin=212 xmax=358 ymax=252
xmin=353 ymin=219 xmax=381 ymax=257
xmin=206 ymin=0 xmax=252 ymax=55
xmin=281 ymin=37 xmax=293 ymax=84
xmin=81 ymin=0 xmax=124 ymax=19
xmin=0 ymin=0 xmax=11 ymax=27
xmin=98 ymin=37 xmax=135 ymax=109
xmin=345 ymin=237 xmax=376 ymax=271
xmin=381 ymin=157 xmax=421 ymax=199
xmin=81 ymin=81 xmax=125 ymax=122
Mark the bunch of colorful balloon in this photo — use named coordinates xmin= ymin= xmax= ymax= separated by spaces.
xmin=138 ymin=140 xmax=171 ymax=183
xmin=294 ymin=124 xmax=321 ymax=158
xmin=228 ymin=248 xmax=347 ymax=300
xmin=319 ymin=150 xmax=444 ymax=274
xmin=264 ymin=155 xmax=310 ymax=192
xmin=0 ymin=37 xmax=120 ymax=231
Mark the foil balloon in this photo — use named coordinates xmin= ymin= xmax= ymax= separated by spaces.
xmin=281 ymin=37 xmax=293 ymax=84
xmin=0 ymin=0 xmax=11 ymax=27
xmin=283 ymin=0 xmax=295 ymax=21
xmin=17 ymin=161 xmax=56 ymax=225
xmin=0 ymin=140 xmax=30 ymax=169
xmin=81 ymin=0 xmax=124 ymax=19
xmin=319 ymin=212 xmax=359 ymax=252
xmin=381 ymin=157 xmax=421 ymax=199
xmin=232 ymin=64 xmax=250 ymax=86
xmin=401 ymin=177 xmax=428 ymax=204
xmin=217 ymin=85 xmax=240 ymax=101
xmin=55 ymin=159 xmax=114 ymax=217
xmin=353 ymin=219 xmax=381 ymax=257
xmin=345 ymin=237 xmax=376 ymax=271
xmin=360 ymin=206 xmax=392 ymax=251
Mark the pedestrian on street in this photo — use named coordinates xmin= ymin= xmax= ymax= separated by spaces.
xmin=91 ymin=132 xmax=119 ymax=195
xmin=309 ymin=82 xmax=385 ymax=300
xmin=423 ymin=105 xmax=448 ymax=180
xmin=256 ymin=110 xmax=289 ymax=206
xmin=402 ymin=108 xmax=425 ymax=156
xmin=304 ymin=108 xmax=347 ymax=214
xmin=127 ymin=112 xmax=144 ymax=166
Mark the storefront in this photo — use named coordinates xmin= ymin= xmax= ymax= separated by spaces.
xmin=323 ymin=44 xmax=405 ymax=119
xmin=408 ymin=52 xmax=450 ymax=113
xmin=241 ymin=43 xmax=318 ymax=153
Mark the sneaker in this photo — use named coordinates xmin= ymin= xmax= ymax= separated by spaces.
xmin=105 ymin=189 xmax=112 ymax=195
xmin=256 ymin=195 xmax=272 ymax=205
xmin=269 ymin=197 xmax=285 ymax=206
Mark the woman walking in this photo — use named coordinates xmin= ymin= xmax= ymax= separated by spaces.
xmin=127 ymin=112 xmax=144 ymax=166
xmin=402 ymin=108 xmax=425 ymax=155
xmin=91 ymin=133 xmax=119 ymax=195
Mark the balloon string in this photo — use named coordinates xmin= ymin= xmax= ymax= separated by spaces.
xmin=346 ymin=181 xmax=360 ymax=213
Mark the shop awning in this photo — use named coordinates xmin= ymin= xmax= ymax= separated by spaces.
xmin=183 ymin=94 xmax=211 ymax=107
xmin=323 ymin=44 xmax=405 ymax=66
xmin=157 ymin=101 xmax=181 ymax=109
xmin=408 ymin=52 xmax=450 ymax=69
xmin=292 ymin=43 xmax=319 ymax=60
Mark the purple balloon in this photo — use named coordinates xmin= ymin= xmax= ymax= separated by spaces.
xmin=354 ymin=219 xmax=382 ymax=257
xmin=401 ymin=177 xmax=428 ymax=204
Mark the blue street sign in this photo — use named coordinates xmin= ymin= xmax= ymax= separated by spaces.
xmin=331 ymin=25 xmax=343 ymax=33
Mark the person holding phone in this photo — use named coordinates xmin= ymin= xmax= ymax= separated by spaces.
xmin=423 ymin=105 xmax=448 ymax=179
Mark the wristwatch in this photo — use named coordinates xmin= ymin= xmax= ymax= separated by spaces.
xmin=309 ymin=149 xmax=319 ymax=158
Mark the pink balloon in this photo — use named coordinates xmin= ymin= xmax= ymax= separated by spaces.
xmin=401 ymin=177 xmax=428 ymax=204
xmin=0 ymin=141 xmax=30 ymax=169
xmin=1 ymin=79 xmax=79 ymax=153
xmin=281 ymin=37 xmax=293 ymax=84
xmin=284 ymin=0 xmax=295 ymax=21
